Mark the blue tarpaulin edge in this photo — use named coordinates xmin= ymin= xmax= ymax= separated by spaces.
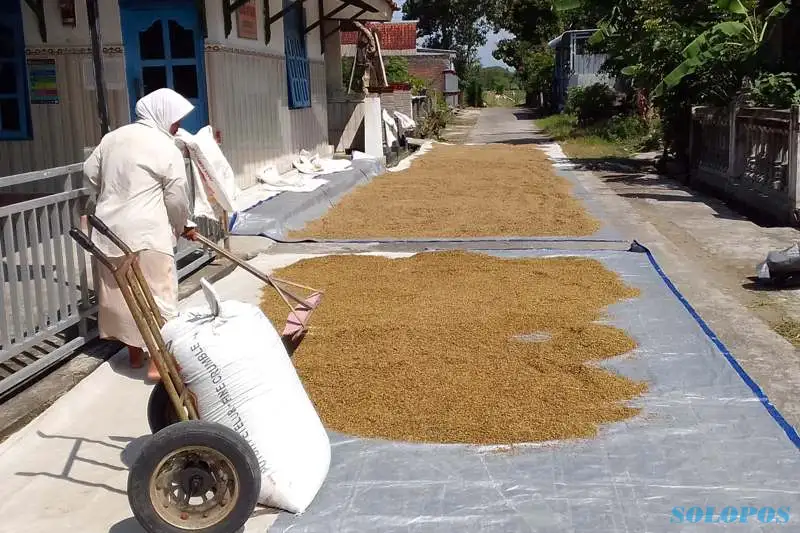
xmin=633 ymin=240 xmax=800 ymax=450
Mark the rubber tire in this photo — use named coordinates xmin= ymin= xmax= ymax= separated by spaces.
xmin=128 ymin=420 xmax=262 ymax=533
xmin=147 ymin=382 xmax=180 ymax=434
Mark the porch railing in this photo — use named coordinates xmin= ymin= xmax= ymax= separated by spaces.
xmin=0 ymin=158 xmax=227 ymax=398
xmin=0 ymin=164 xmax=97 ymax=398
xmin=689 ymin=104 xmax=800 ymax=224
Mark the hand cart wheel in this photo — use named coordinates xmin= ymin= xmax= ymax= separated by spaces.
xmin=128 ymin=420 xmax=262 ymax=533
xmin=148 ymin=382 xmax=182 ymax=434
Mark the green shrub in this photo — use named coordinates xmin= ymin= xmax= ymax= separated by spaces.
xmin=565 ymin=83 xmax=617 ymax=126
xmin=416 ymin=92 xmax=452 ymax=139
xmin=596 ymin=115 xmax=649 ymax=143
xmin=385 ymin=57 xmax=410 ymax=84
xmin=747 ymin=72 xmax=800 ymax=108
xmin=465 ymin=79 xmax=484 ymax=107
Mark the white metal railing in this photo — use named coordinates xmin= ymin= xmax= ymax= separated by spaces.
xmin=0 ymin=163 xmax=96 ymax=398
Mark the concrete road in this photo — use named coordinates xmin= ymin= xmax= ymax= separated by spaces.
xmin=467 ymin=106 xmax=800 ymax=429
xmin=2 ymin=106 xmax=799 ymax=533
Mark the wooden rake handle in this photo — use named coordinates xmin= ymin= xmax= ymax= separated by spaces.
xmin=192 ymin=233 xmax=322 ymax=311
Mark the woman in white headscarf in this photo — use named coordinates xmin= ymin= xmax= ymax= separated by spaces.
xmin=84 ymin=88 xmax=199 ymax=381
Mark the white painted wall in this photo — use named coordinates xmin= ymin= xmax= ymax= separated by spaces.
xmin=20 ymin=0 xmax=123 ymax=46
xmin=204 ymin=0 xmax=323 ymax=59
xmin=0 ymin=1 xmax=128 ymax=175
xmin=202 ymin=0 xmax=332 ymax=187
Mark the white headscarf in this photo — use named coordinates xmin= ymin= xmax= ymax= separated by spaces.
xmin=135 ymin=88 xmax=195 ymax=135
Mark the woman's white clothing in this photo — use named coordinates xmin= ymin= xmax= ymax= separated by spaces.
xmin=83 ymin=88 xmax=195 ymax=257
xmin=83 ymin=88 xmax=194 ymax=342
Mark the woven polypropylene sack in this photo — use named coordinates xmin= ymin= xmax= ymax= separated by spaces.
xmin=180 ymin=126 xmax=240 ymax=213
xmin=161 ymin=280 xmax=331 ymax=513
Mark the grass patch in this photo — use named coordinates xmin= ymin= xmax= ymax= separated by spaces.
xmin=536 ymin=113 xmax=660 ymax=159
xmin=773 ymin=319 xmax=800 ymax=346
xmin=261 ymin=251 xmax=645 ymax=445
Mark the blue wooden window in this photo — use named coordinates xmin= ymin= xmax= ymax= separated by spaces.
xmin=283 ymin=0 xmax=311 ymax=110
xmin=0 ymin=0 xmax=31 ymax=140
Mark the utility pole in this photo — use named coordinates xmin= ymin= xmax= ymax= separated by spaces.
xmin=86 ymin=0 xmax=110 ymax=136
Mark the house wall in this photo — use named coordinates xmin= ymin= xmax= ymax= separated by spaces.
xmin=407 ymin=54 xmax=450 ymax=94
xmin=379 ymin=90 xmax=412 ymax=119
xmin=202 ymin=0 xmax=330 ymax=188
xmin=552 ymin=36 xmax=614 ymax=110
xmin=1 ymin=0 xmax=332 ymax=190
xmin=0 ymin=1 xmax=130 ymax=175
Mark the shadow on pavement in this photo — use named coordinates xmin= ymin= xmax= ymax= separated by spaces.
xmin=109 ymin=518 xmax=145 ymax=533
xmin=742 ymin=276 xmax=800 ymax=291
xmin=14 ymin=431 xmax=149 ymax=496
xmin=492 ymin=138 xmax=550 ymax=146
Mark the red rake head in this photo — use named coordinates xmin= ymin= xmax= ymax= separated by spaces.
xmin=281 ymin=292 xmax=323 ymax=341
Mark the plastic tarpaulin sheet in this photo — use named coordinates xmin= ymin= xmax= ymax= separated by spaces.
xmin=229 ymin=158 xmax=384 ymax=238
xmin=270 ymin=248 xmax=800 ymax=533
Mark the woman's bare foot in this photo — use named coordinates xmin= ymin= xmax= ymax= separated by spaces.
xmin=129 ymin=346 xmax=145 ymax=369
xmin=146 ymin=359 xmax=161 ymax=382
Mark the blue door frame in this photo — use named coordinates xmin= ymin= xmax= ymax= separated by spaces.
xmin=120 ymin=0 xmax=209 ymax=133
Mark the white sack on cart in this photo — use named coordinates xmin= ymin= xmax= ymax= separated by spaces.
xmin=176 ymin=127 xmax=240 ymax=214
xmin=161 ymin=280 xmax=331 ymax=514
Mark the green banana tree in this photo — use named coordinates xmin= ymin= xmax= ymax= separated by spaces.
xmin=652 ymin=0 xmax=789 ymax=96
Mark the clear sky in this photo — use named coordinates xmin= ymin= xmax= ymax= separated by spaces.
xmin=391 ymin=1 xmax=512 ymax=69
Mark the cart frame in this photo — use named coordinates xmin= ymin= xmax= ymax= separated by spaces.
xmin=70 ymin=215 xmax=199 ymax=422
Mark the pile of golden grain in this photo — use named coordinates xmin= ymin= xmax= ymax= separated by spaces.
xmin=261 ymin=252 xmax=645 ymax=445
xmin=291 ymin=144 xmax=600 ymax=239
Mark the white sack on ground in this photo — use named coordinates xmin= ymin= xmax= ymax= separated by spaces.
xmin=161 ymin=279 xmax=331 ymax=514
xmin=177 ymin=126 xmax=241 ymax=213
xmin=394 ymin=111 xmax=416 ymax=130
xmin=292 ymin=149 xmax=352 ymax=177
xmin=255 ymin=163 xmax=328 ymax=193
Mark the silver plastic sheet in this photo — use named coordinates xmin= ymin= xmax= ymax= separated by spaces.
xmin=229 ymin=158 xmax=384 ymax=238
xmin=269 ymin=248 xmax=800 ymax=533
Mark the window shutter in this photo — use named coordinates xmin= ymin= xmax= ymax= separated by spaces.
xmin=283 ymin=1 xmax=311 ymax=109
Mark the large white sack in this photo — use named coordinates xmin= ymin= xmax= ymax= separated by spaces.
xmin=161 ymin=280 xmax=331 ymax=514
xmin=178 ymin=126 xmax=240 ymax=213
xmin=174 ymin=131 xmax=216 ymax=221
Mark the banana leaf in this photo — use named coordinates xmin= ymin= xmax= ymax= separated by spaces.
xmin=715 ymin=0 xmax=748 ymax=14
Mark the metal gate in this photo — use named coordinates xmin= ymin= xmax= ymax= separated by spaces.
xmin=0 ymin=164 xmax=96 ymax=398
xmin=0 ymin=160 xmax=226 ymax=398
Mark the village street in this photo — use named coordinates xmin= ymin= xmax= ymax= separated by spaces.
xmin=1 ymin=106 xmax=799 ymax=532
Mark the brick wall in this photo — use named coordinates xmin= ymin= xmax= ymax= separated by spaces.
xmin=407 ymin=54 xmax=452 ymax=94
xmin=380 ymin=90 xmax=413 ymax=120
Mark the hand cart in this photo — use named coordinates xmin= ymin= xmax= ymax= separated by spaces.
xmin=69 ymin=215 xmax=321 ymax=533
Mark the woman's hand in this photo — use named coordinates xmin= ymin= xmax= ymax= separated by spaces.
xmin=182 ymin=227 xmax=200 ymax=241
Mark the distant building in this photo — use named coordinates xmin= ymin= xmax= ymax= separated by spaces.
xmin=548 ymin=29 xmax=616 ymax=111
xmin=341 ymin=20 xmax=459 ymax=108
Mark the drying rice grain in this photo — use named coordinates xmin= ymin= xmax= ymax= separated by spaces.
xmin=291 ymin=144 xmax=600 ymax=239
xmin=260 ymin=252 xmax=645 ymax=445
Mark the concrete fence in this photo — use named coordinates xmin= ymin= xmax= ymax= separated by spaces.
xmin=690 ymin=105 xmax=800 ymax=225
